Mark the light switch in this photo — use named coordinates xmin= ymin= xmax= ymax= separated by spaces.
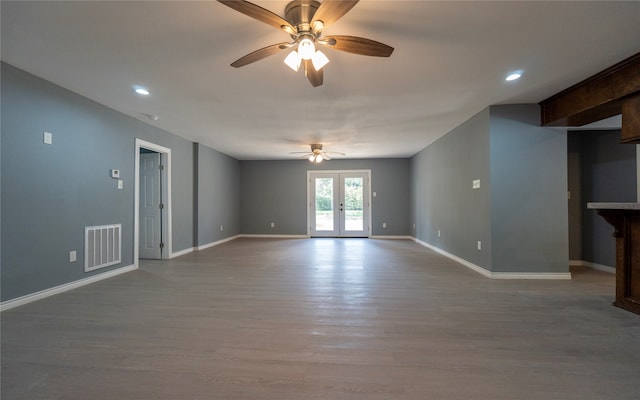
xmin=43 ymin=131 xmax=52 ymax=144
xmin=69 ymin=251 xmax=77 ymax=262
xmin=373 ymin=192 xmax=377 ymax=197
xmin=473 ymin=179 xmax=481 ymax=189
xmin=117 ymin=180 xmax=123 ymax=189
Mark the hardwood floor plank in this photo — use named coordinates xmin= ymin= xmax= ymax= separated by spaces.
xmin=2 ymin=238 xmax=639 ymax=399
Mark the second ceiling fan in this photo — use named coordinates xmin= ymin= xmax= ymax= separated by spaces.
xmin=218 ymin=0 xmax=394 ymax=87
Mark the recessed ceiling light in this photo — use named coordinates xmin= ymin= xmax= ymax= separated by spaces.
xmin=505 ymin=72 xmax=522 ymax=81
xmin=133 ymin=86 xmax=150 ymax=95
xmin=140 ymin=113 xmax=159 ymax=121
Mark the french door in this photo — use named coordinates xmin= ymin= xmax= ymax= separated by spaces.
xmin=308 ymin=171 xmax=370 ymax=237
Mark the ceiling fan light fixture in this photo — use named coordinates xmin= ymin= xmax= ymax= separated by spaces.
xmin=298 ymin=38 xmax=316 ymax=60
xmin=315 ymin=154 xmax=323 ymax=163
xmin=284 ymin=50 xmax=301 ymax=71
xmin=311 ymin=50 xmax=329 ymax=71
xmin=308 ymin=154 xmax=316 ymax=162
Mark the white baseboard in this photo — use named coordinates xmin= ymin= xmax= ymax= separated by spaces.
xmin=490 ymin=272 xmax=572 ymax=280
xmin=413 ymin=238 xmax=572 ymax=280
xmin=0 ymin=264 xmax=137 ymax=312
xmin=570 ymin=260 xmax=616 ymax=274
xmin=197 ymin=235 xmax=241 ymax=250
xmin=238 ymin=234 xmax=308 ymax=239
xmin=414 ymin=238 xmax=493 ymax=278
xmin=371 ymin=235 xmax=413 ymax=240
xmin=170 ymin=247 xmax=195 ymax=258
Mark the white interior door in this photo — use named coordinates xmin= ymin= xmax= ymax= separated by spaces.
xmin=139 ymin=152 xmax=163 ymax=259
xmin=309 ymin=171 xmax=370 ymax=237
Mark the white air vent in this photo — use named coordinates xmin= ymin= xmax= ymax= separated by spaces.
xmin=85 ymin=224 xmax=121 ymax=272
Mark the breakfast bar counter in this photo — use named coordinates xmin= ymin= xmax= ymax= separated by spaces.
xmin=587 ymin=203 xmax=640 ymax=315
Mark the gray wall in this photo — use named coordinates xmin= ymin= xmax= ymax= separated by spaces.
xmin=489 ymin=105 xmax=568 ymax=273
xmin=196 ymin=143 xmax=240 ymax=246
xmin=411 ymin=105 xmax=569 ymax=274
xmin=411 ymin=109 xmax=493 ymax=269
xmin=1 ymin=62 xmax=240 ymax=302
xmin=568 ymin=130 xmax=637 ymax=266
xmin=240 ymin=159 xmax=411 ymax=236
xmin=567 ymin=133 xmax=582 ymax=259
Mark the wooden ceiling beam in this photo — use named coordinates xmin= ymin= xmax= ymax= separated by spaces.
xmin=539 ymin=52 xmax=640 ymax=128
xmin=621 ymin=93 xmax=640 ymax=144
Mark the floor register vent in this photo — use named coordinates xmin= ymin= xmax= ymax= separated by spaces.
xmin=85 ymin=224 xmax=121 ymax=272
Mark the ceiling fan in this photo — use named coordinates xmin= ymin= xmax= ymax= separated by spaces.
xmin=290 ymin=144 xmax=345 ymax=163
xmin=218 ymin=0 xmax=394 ymax=87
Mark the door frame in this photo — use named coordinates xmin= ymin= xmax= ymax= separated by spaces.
xmin=307 ymin=169 xmax=371 ymax=238
xmin=134 ymin=139 xmax=172 ymax=265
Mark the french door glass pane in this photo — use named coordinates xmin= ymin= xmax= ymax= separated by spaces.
xmin=344 ymin=177 xmax=363 ymax=231
xmin=315 ymin=178 xmax=333 ymax=231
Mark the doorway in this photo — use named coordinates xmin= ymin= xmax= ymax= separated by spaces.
xmin=308 ymin=170 xmax=370 ymax=237
xmin=134 ymin=139 xmax=172 ymax=263
xmin=139 ymin=150 xmax=164 ymax=259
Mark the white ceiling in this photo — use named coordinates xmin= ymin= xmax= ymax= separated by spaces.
xmin=2 ymin=1 xmax=639 ymax=160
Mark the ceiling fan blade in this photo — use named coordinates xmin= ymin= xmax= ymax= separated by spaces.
xmin=311 ymin=0 xmax=359 ymax=30
xmin=304 ymin=60 xmax=323 ymax=87
xmin=325 ymin=151 xmax=346 ymax=156
xmin=322 ymin=154 xmax=332 ymax=160
xmin=322 ymin=35 xmax=394 ymax=57
xmin=217 ymin=0 xmax=294 ymax=32
xmin=230 ymin=43 xmax=289 ymax=68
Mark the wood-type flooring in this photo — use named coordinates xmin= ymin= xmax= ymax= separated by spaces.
xmin=2 ymin=238 xmax=639 ymax=399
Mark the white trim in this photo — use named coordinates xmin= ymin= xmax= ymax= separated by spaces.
xmin=570 ymin=259 xmax=616 ymax=274
xmin=413 ymin=238 xmax=572 ymax=280
xmin=238 ymin=234 xmax=308 ymax=239
xmin=170 ymin=247 xmax=195 ymax=258
xmin=0 ymin=264 xmax=137 ymax=312
xmin=414 ymin=238 xmax=492 ymax=278
xmin=371 ymin=235 xmax=413 ymax=240
xmin=197 ymin=235 xmax=241 ymax=250
xmin=134 ymin=139 xmax=172 ymax=266
xmin=491 ymin=272 xmax=572 ymax=280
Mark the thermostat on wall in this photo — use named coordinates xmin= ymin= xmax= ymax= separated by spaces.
xmin=111 ymin=169 xmax=120 ymax=178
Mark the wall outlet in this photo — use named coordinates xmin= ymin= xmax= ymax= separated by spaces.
xmin=382 ymin=222 xmax=387 ymax=228
xmin=373 ymin=191 xmax=377 ymax=197
xmin=69 ymin=250 xmax=77 ymax=263
xmin=438 ymin=230 xmax=441 ymax=237
xmin=43 ymin=131 xmax=52 ymax=144
xmin=477 ymin=241 xmax=482 ymax=251
xmin=270 ymin=222 xmax=275 ymax=228
xmin=220 ymin=225 xmax=224 ymax=231
xmin=111 ymin=169 xmax=120 ymax=178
